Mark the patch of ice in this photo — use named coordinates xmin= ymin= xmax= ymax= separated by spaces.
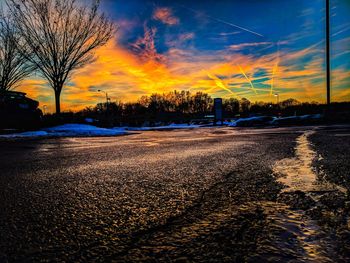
xmin=273 ymin=130 xmax=346 ymax=193
xmin=0 ymin=131 xmax=48 ymax=138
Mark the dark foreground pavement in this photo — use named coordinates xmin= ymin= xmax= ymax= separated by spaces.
xmin=0 ymin=126 xmax=349 ymax=262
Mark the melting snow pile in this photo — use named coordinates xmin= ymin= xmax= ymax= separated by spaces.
xmin=0 ymin=123 xmax=204 ymax=138
xmin=270 ymin=114 xmax=322 ymax=126
xmin=44 ymin=124 xmax=127 ymax=136
xmin=228 ymin=116 xmax=274 ymax=127
xmin=228 ymin=114 xmax=323 ymax=127
xmin=0 ymin=124 xmax=127 ymax=138
xmin=0 ymin=131 xmax=49 ymax=138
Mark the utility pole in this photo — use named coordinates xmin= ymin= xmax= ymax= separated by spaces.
xmin=326 ymin=0 xmax=331 ymax=105
xmin=98 ymin=89 xmax=109 ymax=113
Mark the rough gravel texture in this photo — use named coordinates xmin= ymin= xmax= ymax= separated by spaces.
xmin=309 ymin=126 xmax=350 ymax=259
xmin=310 ymin=126 xmax=350 ymax=190
xmin=0 ymin=126 xmax=349 ymax=262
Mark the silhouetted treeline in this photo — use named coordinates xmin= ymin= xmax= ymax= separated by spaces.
xmin=79 ymin=91 xmax=236 ymax=126
xmin=42 ymin=90 xmax=349 ymax=127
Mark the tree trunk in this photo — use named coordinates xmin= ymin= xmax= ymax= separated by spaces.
xmin=54 ymin=89 xmax=61 ymax=114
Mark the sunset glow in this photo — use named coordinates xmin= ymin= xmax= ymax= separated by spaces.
xmin=14 ymin=0 xmax=350 ymax=112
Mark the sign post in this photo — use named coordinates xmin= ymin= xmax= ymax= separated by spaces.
xmin=326 ymin=0 xmax=331 ymax=106
xmin=214 ymin=98 xmax=223 ymax=126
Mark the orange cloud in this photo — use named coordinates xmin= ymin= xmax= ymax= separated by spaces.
xmin=15 ymin=34 xmax=349 ymax=112
xmin=153 ymin=7 xmax=179 ymax=25
xmin=131 ymin=26 xmax=165 ymax=62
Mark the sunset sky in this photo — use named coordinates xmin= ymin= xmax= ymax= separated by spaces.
xmin=13 ymin=0 xmax=350 ymax=112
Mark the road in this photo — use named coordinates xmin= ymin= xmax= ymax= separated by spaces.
xmin=0 ymin=126 xmax=349 ymax=262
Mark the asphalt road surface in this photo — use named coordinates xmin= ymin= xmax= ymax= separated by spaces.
xmin=1 ymin=126 xmax=349 ymax=262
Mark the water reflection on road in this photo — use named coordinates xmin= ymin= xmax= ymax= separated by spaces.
xmin=1 ymin=126 xmax=349 ymax=262
xmin=269 ymin=129 xmax=348 ymax=262
xmin=274 ymin=130 xmax=345 ymax=193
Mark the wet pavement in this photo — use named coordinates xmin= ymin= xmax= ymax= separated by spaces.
xmin=0 ymin=126 xmax=349 ymax=262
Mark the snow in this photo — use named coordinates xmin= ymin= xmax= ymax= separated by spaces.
xmin=227 ymin=114 xmax=323 ymax=127
xmin=84 ymin=118 xmax=94 ymax=123
xmin=270 ymin=114 xmax=323 ymax=125
xmin=0 ymin=131 xmax=48 ymax=138
xmin=0 ymin=124 xmax=127 ymax=138
xmin=43 ymin=124 xmax=127 ymax=136
xmin=299 ymin=114 xmax=322 ymax=120
xmin=227 ymin=116 xmax=274 ymax=127
xmin=0 ymin=115 xmax=324 ymax=138
xmin=0 ymin=123 xmax=205 ymax=138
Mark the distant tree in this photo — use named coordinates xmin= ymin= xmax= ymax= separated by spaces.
xmin=7 ymin=0 xmax=115 ymax=113
xmin=250 ymin=101 xmax=270 ymax=113
xmin=138 ymin=95 xmax=150 ymax=107
xmin=240 ymin=98 xmax=251 ymax=113
xmin=179 ymin=90 xmax=191 ymax=113
xmin=280 ymin=98 xmax=301 ymax=108
xmin=223 ymin=98 xmax=239 ymax=116
xmin=0 ymin=11 xmax=33 ymax=92
xmin=148 ymin=93 xmax=165 ymax=113
xmin=192 ymin=92 xmax=213 ymax=113
xmin=108 ymin=101 xmax=123 ymax=115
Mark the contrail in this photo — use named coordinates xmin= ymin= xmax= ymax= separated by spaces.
xmin=237 ymin=65 xmax=258 ymax=95
xmin=332 ymin=25 xmax=350 ymax=37
xmin=231 ymin=86 xmax=272 ymax=92
xmin=209 ymin=16 xmax=263 ymax=38
xmin=178 ymin=4 xmax=263 ymax=38
xmin=207 ymin=72 xmax=240 ymax=98
xmin=270 ymin=42 xmax=280 ymax=96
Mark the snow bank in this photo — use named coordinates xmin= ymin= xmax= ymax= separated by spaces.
xmin=0 ymin=123 xmax=203 ymax=138
xmin=0 ymin=124 xmax=128 ymax=138
xmin=228 ymin=116 xmax=274 ymax=127
xmin=44 ymin=124 xmax=127 ymax=136
xmin=0 ymin=131 xmax=48 ymax=138
xmin=227 ymin=114 xmax=323 ymax=127
xmin=271 ymin=114 xmax=323 ymax=126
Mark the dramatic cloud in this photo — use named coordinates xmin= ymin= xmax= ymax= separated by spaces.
xmin=152 ymin=7 xmax=179 ymax=25
xmin=131 ymin=26 xmax=165 ymax=62
xmin=20 ymin=35 xmax=349 ymax=112
xmin=14 ymin=0 xmax=350 ymax=112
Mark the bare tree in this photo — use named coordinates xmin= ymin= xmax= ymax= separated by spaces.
xmin=7 ymin=0 xmax=115 ymax=113
xmin=0 ymin=11 xmax=33 ymax=92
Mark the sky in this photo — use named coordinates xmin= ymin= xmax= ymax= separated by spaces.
xmin=10 ymin=0 xmax=350 ymax=112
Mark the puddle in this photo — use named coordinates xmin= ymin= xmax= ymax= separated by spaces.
xmin=123 ymin=201 xmax=341 ymax=262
